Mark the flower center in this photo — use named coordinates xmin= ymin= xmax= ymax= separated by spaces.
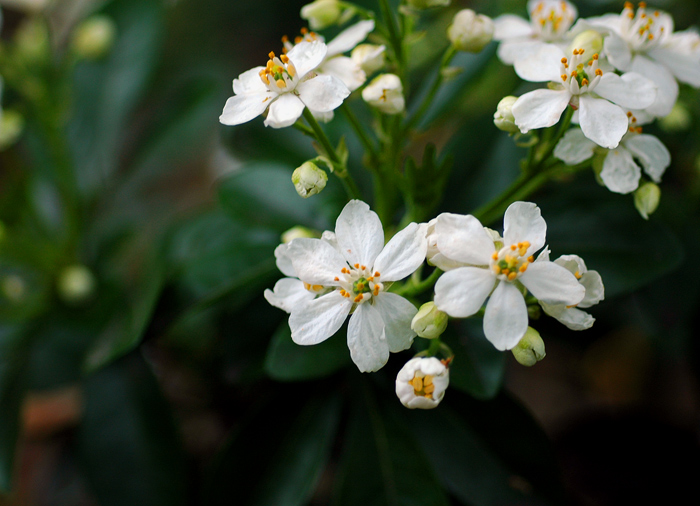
xmin=490 ymin=242 xmax=535 ymax=282
xmin=559 ymin=48 xmax=603 ymax=96
xmin=626 ymin=111 xmax=643 ymax=134
xmin=409 ymin=373 xmax=436 ymax=398
xmin=530 ymin=1 xmax=576 ymax=41
xmin=335 ymin=264 xmax=383 ymax=304
xmin=621 ymin=2 xmax=665 ymax=51
xmin=258 ymin=51 xmax=298 ymax=92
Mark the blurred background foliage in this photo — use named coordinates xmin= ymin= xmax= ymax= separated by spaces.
xmin=0 ymin=0 xmax=699 ymax=504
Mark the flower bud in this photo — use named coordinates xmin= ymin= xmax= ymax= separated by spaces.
xmin=57 ymin=264 xmax=96 ymax=305
xmin=411 ymin=302 xmax=448 ymax=339
xmin=281 ymin=226 xmax=318 ymax=243
xmin=0 ymin=110 xmax=26 ymax=150
xmin=634 ymin=182 xmax=660 ymax=220
xmin=396 ymin=357 xmax=449 ymax=409
xmin=406 ymin=0 xmax=450 ymax=9
xmin=493 ymin=96 xmax=519 ymax=133
xmin=300 ymin=0 xmax=342 ymax=30
xmin=567 ymin=30 xmax=603 ymax=59
xmin=72 ymin=15 xmax=117 ymax=60
xmin=292 ymin=162 xmax=328 ymax=198
xmin=351 ymin=44 xmax=386 ymax=75
xmin=362 ymin=74 xmax=405 ymax=115
xmin=511 ymin=327 xmax=546 ymax=367
xmin=447 ymin=9 xmax=494 ymax=53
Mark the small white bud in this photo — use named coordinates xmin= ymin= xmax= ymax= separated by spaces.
xmin=292 ymin=162 xmax=328 ymax=198
xmin=406 ymin=0 xmax=450 ymax=10
xmin=281 ymin=226 xmax=317 ymax=243
xmin=411 ymin=302 xmax=449 ymax=339
xmin=362 ymin=74 xmax=405 ymax=115
xmin=72 ymin=16 xmax=117 ymax=60
xmin=396 ymin=357 xmax=449 ymax=409
xmin=351 ymin=44 xmax=386 ymax=75
xmin=634 ymin=182 xmax=661 ymax=220
xmin=567 ymin=30 xmax=604 ymax=60
xmin=493 ymin=96 xmax=519 ymax=133
xmin=511 ymin=327 xmax=546 ymax=367
xmin=57 ymin=265 xmax=96 ymax=304
xmin=447 ymin=9 xmax=494 ymax=53
xmin=300 ymin=0 xmax=342 ymax=30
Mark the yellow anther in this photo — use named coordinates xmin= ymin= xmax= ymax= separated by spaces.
xmin=304 ymin=282 xmax=311 ymax=290
xmin=424 ymin=384 xmax=435 ymax=396
xmin=528 ymin=256 xmax=535 ymax=263
xmin=508 ymin=272 xmax=517 ymax=281
xmin=624 ymin=1 xmax=633 ymax=8
xmin=354 ymin=294 xmax=364 ymax=303
xmin=510 ymin=245 xmax=517 ymax=251
xmin=571 ymin=70 xmax=578 ymax=77
xmin=334 ymin=277 xmax=339 ymax=282
xmin=411 ymin=376 xmax=423 ymax=391
xmin=627 ymin=111 xmax=633 ymax=117
xmin=581 ymin=78 xmax=589 ymax=86
xmin=281 ymin=35 xmax=289 ymax=43
xmin=654 ymin=10 xmax=659 ymax=16
xmin=276 ymin=79 xmax=285 ymax=88
xmin=361 ymin=265 xmax=366 ymax=270
xmin=628 ymin=11 xmax=634 ymax=18
xmin=519 ymin=264 xmax=528 ymax=273
xmin=492 ymin=265 xmax=501 ymax=274
xmin=280 ymin=54 xmax=289 ymax=64
xmin=492 ymin=252 xmax=499 ymax=260
xmin=592 ymin=53 xmax=599 ymax=60
xmin=300 ymin=27 xmax=308 ymax=34
xmin=294 ymin=36 xmax=303 ymax=44
xmin=313 ymin=285 xmax=322 ymax=291
xmin=268 ymin=51 xmax=276 ymax=59
xmin=561 ymin=74 xmax=568 ymax=82
xmin=354 ymin=263 xmax=360 ymax=269
xmin=648 ymin=33 xmax=654 ymax=40
xmin=373 ymin=286 xmax=380 ymax=296
xmin=632 ymin=116 xmax=637 ymax=123
xmin=638 ymin=2 xmax=647 ymax=8
xmin=561 ymin=57 xmax=568 ymax=64
xmin=595 ymin=68 xmax=603 ymax=76
xmin=374 ymin=271 xmax=380 ymax=277
xmin=574 ymin=271 xmax=582 ymax=279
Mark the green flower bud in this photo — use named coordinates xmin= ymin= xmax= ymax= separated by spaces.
xmin=0 ymin=110 xmax=25 ymax=150
xmin=406 ymin=0 xmax=450 ymax=10
xmin=634 ymin=182 xmax=660 ymax=220
xmin=567 ymin=30 xmax=604 ymax=59
xmin=411 ymin=302 xmax=449 ymax=339
xmin=448 ymin=9 xmax=494 ymax=53
xmin=292 ymin=162 xmax=328 ymax=198
xmin=300 ymin=0 xmax=342 ymax=30
xmin=512 ymin=327 xmax=546 ymax=367
xmin=282 ymin=226 xmax=318 ymax=243
xmin=494 ymin=96 xmax=519 ymax=133
xmin=57 ymin=265 xmax=96 ymax=305
xmin=72 ymin=16 xmax=117 ymax=60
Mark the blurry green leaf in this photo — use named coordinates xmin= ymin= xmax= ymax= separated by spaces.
xmin=264 ymin=323 xmax=351 ymax=381
xmin=205 ymin=389 xmax=341 ymax=506
xmin=333 ymin=377 xmax=450 ymax=506
xmin=77 ymin=353 xmax=187 ymax=506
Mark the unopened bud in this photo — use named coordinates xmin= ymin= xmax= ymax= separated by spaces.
xmin=300 ymin=0 xmax=342 ymax=30
xmin=411 ymin=302 xmax=448 ymax=339
xmin=567 ymin=30 xmax=603 ymax=59
xmin=72 ymin=16 xmax=117 ymax=60
xmin=57 ymin=265 xmax=96 ymax=304
xmin=362 ymin=74 xmax=405 ymax=114
xmin=494 ymin=96 xmax=519 ymax=133
xmin=406 ymin=0 xmax=450 ymax=9
xmin=512 ymin=327 xmax=546 ymax=366
xmin=292 ymin=162 xmax=328 ymax=198
xmin=396 ymin=357 xmax=449 ymax=409
xmin=634 ymin=182 xmax=660 ymax=220
xmin=0 ymin=110 xmax=26 ymax=150
xmin=282 ymin=226 xmax=317 ymax=243
xmin=448 ymin=9 xmax=494 ymax=53
xmin=351 ymin=44 xmax=386 ymax=75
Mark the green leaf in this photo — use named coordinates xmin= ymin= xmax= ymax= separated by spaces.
xmin=264 ymin=323 xmax=351 ymax=381
xmin=76 ymin=353 xmax=188 ymax=506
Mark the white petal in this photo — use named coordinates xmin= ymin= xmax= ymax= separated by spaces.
xmin=483 ymin=281 xmax=528 ymax=351
xmin=493 ymin=14 xmax=533 ymax=41
xmin=577 ymin=95 xmax=628 ymax=149
xmin=514 ymin=44 xmax=565 ymax=83
xmin=602 ymin=31 xmax=632 ymax=71
xmin=434 ymin=267 xmax=494 ymax=318
xmin=264 ymin=92 xmax=305 ymax=128
xmin=219 ymin=93 xmax=273 ymax=126
xmin=541 ymin=303 xmax=595 ymax=330
xmin=373 ymin=223 xmax=428 ymax=282
xmin=274 ymin=243 xmax=296 ymax=277
xmin=553 ymin=128 xmax=597 ymax=165
xmin=579 ymin=270 xmax=604 ymax=308
xmin=326 ymin=20 xmax=375 ymax=57
xmin=512 ymin=88 xmax=571 ymax=133
xmin=264 ymin=278 xmax=315 ymax=313
xmin=318 ymin=56 xmax=366 ymax=91
xmin=287 ymin=238 xmax=347 ymax=285
xmin=290 ymin=290 xmax=352 ymax=345
xmin=373 ymin=292 xmax=417 ymax=353
xmin=594 ymin=72 xmax=656 ymax=110
xmin=435 ymin=213 xmax=494 ymax=266
xmin=347 ymin=303 xmax=389 ymax=372
xmin=498 ymin=39 xmax=543 ymax=66
xmin=232 ymin=66 xmax=268 ymax=95
xmin=503 ymin=201 xmax=546 ymax=254
xmin=519 ymin=261 xmax=585 ymax=305
xmin=287 ymin=40 xmax=327 ymax=77
xmin=629 ymin=55 xmax=678 ymax=117
xmin=297 ymin=74 xmax=350 ymax=112
xmin=623 ymin=134 xmax=671 ymax=183
xmin=599 ymin=146 xmax=640 ymax=194
xmin=650 ymin=33 xmax=700 ymax=87
xmin=335 ymin=200 xmax=384 ymax=267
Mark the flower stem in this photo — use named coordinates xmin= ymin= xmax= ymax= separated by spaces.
xmin=341 ymin=102 xmax=379 ymax=162
xmin=395 ymin=267 xmax=442 ymax=297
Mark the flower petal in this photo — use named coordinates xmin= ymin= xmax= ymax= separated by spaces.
xmin=599 ymin=146 xmax=640 ymax=194
xmin=629 ymin=55 xmax=678 ymax=117
xmin=579 ymin=270 xmax=605 ymax=308
xmin=514 ymin=44 xmax=565 ymax=83
xmin=540 ymin=303 xmax=594 ymax=330
xmin=519 ymin=261 xmax=585 ymax=306
xmin=273 ymin=243 xmax=296 ymax=277
xmin=287 ymin=40 xmax=327 ymax=77
xmin=287 ymin=238 xmax=348 ymax=285
xmin=264 ymin=278 xmax=315 ymax=313
xmin=649 ymin=31 xmax=700 ymax=87
xmin=318 ymin=56 xmax=366 ymax=91
xmin=326 ymin=20 xmax=375 ymax=57
xmin=434 ymin=267 xmax=494 ymax=318
xmin=594 ymin=72 xmax=657 ymax=110
xmin=553 ymin=128 xmax=597 ymax=165
xmin=498 ymin=39 xmax=546 ymax=67
xmin=233 ymin=66 xmax=268 ymax=95
xmin=623 ymin=134 xmax=671 ymax=183
xmin=290 ymin=290 xmax=352 ymax=345
xmin=347 ymin=303 xmax=389 ymax=372
xmin=577 ymin=95 xmax=627 ymax=149
xmin=512 ymin=88 xmax=571 ymax=133
xmin=219 ymin=92 xmax=273 ymax=126
xmin=264 ymin=92 xmax=305 ymax=128
xmin=373 ymin=292 xmax=417 ymax=353
xmin=297 ymin=74 xmax=350 ymax=112
xmin=483 ymin=281 xmax=528 ymax=351
xmin=335 ymin=200 xmax=384 ymax=267
xmin=373 ymin=223 xmax=428 ymax=282
xmin=602 ymin=31 xmax=632 ymax=71
xmin=493 ymin=14 xmax=533 ymax=41
xmin=503 ymin=201 xmax=546 ymax=254
xmin=434 ymin=213 xmax=496 ymax=266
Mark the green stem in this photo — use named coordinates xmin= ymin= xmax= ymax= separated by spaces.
xmin=394 ymin=267 xmax=442 ymax=297
xmin=341 ymin=102 xmax=378 ymax=162
xmin=378 ymin=0 xmax=403 ymax=73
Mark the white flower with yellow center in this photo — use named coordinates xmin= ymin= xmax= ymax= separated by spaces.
xmin=284 ymin=200 xmax=428 ymax=372
xmin=512 ymin=45 xmax=656 ymax=149
xmin=494 ymin=0 xmax=578 ymax=65
xmin=219 ymin=40 xmax=350 ymax=129
xmin=395 ymin=357 xmax=449 ymax=409
xmin=433 ymin=202 xmax=585 ymax=351
xmin=584 ymin=2 xmax=700 ymax=116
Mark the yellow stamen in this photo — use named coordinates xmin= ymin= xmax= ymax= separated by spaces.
xmin=595 ymin=69 xmax=603 ymax=76
xmin=508 ymin=272 xmax=517 ymax=281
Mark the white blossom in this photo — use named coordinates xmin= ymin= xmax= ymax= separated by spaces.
xmin=362 ymin=74 xmax=405 ymax=114
xmin=395 ymin=357 xmax=449 ymax=409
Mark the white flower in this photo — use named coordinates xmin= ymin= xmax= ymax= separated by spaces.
xmin=512 ymin=45 xmax=656 ymax=149
xmin=494 ymin=0 xmax=578 ymax=65
xmin=433 ymin=202 xmax=585 ymax=351
xmin=284 ymin=200 xmax=428 ymax=372
xmin=447 ymin=9 xmax=495 ymax=53
xmin=219 ymin=40 xmax=350 ymax=128
xmin=300 ymin=0 xmax=342 ymax=31
xmin=537 ymin=249 xmax=604 ymax=330
xmin=395 ymin=357 xmax=449 ymax=409
xmin=584 ymin=3 xmax=700 ymax=117
xmin=362 ymin=73 xmax=405 ymax=114
xmin=554 ymin=116 xmax=670 ymax=194
xmin=351 ymin=43 xmax=386 ymax=75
